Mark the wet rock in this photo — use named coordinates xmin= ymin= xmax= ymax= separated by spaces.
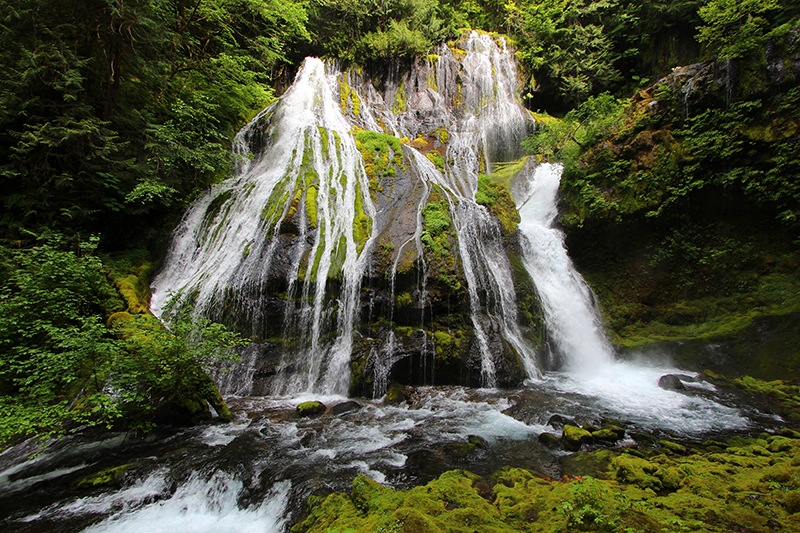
xmin=296 ymin=401 xmax=326 ymax=417
xmin=72 ymin=464 xmax=133 ymax=490
xmin=547 ymin=414 xmax=576 ymax=430
xmin=331 ymin=401 xmax=362 ymax=416
xmin=384 ymin=383 xmax=407 ymax=405
xmin=600 ymin=420 xmax=626 ymax=441
xmin=658 ymin=374 xmax=686 ymax=391
xmin=630 ymin=431 xmax=656 ymax=446
xmin=591 ymin=429 xmax=621 ymax=443
xmin=562 ymin=425 xmax=593 ymax=452
xmin=777 ymin=428 xmax=800 ymax=439
xmin=538 ymin=432 xmax=560 ymax=448
xmin=467 ymin=435 xmax=488 ymax=449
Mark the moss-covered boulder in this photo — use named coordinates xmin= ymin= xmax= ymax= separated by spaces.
xmin=562 ymin=424 xmax=593 ymax=451
xmin=538 ymin=432 xmax=560 ymax=448
xmin=73 ymin=464 xmax=133 ymax=489
xmin=297 ymin=401 xmax=326 ymax=417
xmin=384 ymin=382 xmax=407 ymax=405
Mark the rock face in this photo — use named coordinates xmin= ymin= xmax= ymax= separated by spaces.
xmin=150 ymin=32 xmax=546 ymax=398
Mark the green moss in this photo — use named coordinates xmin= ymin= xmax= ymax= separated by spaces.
xmin=204 ymin=189 xmax=233 ymax=223
xmin=562 ymin=424 xmax=592 ymax=451
xmin=318 ymin=127 xmax=329 ymax=157
xmin=611 ymin=455 xmax=662 ymax=491
xmin=305 ymin=185 xmax=318 ymax=228
xmin=339 ymin=74 xmax=350 ymax=114
xmin=392 ymin=81 xmax=406 ymax=114
xmin=433 ymin=330 xmax=458 ymax=363
xmin=395 ymin=292 xmax=413 ymax=308
xmin=351 ymin=89 xmax=361 ymax=118
xmin=385 ymin=382 xmax=405 ymax=405
xmin=425 ymin=151 xmax=445 ymax=171
xmin=422 ymin=200 xmax=451 ymax=237
xmin=297 ymin=401 xmax=326 ymax=417
xmin=354 ymin=128 xmax=404 ymax=182
xmin=352 ymin=182 xmax=372 ymax=254
xmin=111 ymin=260 xmax=156 ymax=315
xmin=475 ymin=174 xmax=520 ymax=235
xmin=74 ymin=464 xmax=134 ymax=489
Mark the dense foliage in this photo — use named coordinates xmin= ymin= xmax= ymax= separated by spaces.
xmin=522 ymin=0 xmax=800 ymax=344
xmin=0 ymin=236 xmax=246 ymax=441
xmin=0 ymin=0 xmax=309 ymax=245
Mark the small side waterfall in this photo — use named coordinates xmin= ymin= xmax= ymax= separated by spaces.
xmin=517 ymin=163 xmax=615 ymax=373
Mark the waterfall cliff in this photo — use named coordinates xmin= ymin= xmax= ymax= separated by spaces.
xmin=151 ymin=32 xmax=549 ymax=396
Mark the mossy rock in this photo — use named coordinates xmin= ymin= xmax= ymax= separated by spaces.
xmin=562 ymin=424 xmax=593 ymax=451
xmin=292 ymin=429 xmax=800 ymax=533
xmin=385 ymin=382 xmax=407 ymax=405
xmin=591 ymin=428 xmax=621 ymax=443
xmin=73 ymin=464 xmax=133 ymax=489
xmin=538 ymin=432 xmax=560 ymax=448
xmin=297 ymin=401 xmax=326 ymax=417
xmin=611 ymin=454 xmax=662 ymax=491
xmin=600 ymin=420 xmax=626 ymax=440
xmin=658 ymin=439 xmax=688 ymax=455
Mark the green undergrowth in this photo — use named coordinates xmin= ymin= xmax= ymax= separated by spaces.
xmin=293 ymin=432 xmax=800 ymax=533
xmin=598 ymin=272 xmax=800 ymax=349
xmin=476 ymin=174 xmax=521 ymax=235
xmin=703 ymin=371 xmax=800 ymax=422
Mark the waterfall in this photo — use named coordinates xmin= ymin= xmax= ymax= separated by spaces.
xmin=517 ymin=163 xmax=615 ymax=374
xmin=151 ymin=31 xmax=543 ymax=395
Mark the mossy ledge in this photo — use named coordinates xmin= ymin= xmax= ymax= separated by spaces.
xmin=292 ymin=431 xmax=800 ymax=533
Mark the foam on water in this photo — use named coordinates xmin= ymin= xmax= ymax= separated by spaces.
xmin=544 ymin=362 xmax=750 ymax=434
xmin=79 ymin=473 xmax=290 ymax=533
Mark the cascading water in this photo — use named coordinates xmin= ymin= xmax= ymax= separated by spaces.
xmin=517 ymin=163 xmax=615 ymax=373
xmin=151 ymin=31 xmax=542 ymax=395
xmin=151 ymin=58 xmax=378 ymax=396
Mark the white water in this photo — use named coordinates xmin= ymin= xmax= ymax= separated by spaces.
xmin=150 ymin=58 xmax=377 ymax=396
xmin=151 ymin=32 xmax=543 ymax=393
xmin=518 ymin=163 xmax=615 ymax=374
xmin=515 ymin=162 xmax=754 ymax=433
xmin=77 ymin=474 xmax=291 ymax=533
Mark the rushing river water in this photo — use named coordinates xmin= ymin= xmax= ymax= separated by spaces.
xmin=0 ymin=371 xmax=780 ymax=532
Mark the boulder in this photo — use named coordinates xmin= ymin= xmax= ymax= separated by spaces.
xmin=296 ymin=401 xmax=326 ymax=417
xmin=658 ymin=374 xmax=686 ymax=391
xmin=332 ymin=401 xmax=362 ymax=416
xmin=547 ymin=414 xmax=576 ymax=429
xmin=538 ymin=432 xmax=560 ymax=448
xmin=562 ymin=425 xmax=593 ymax=451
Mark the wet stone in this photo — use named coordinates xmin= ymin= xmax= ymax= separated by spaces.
xmin=331 ymin=401 xmax=362 ymax=416
xmin=547 ymin=414 xmax=576 ymax=429
xmin=563 ymin=425 xmax=593 ymax=452
xmin=658 ymin=374 xmax=686 ymax=391
xmin=296 ymin=401 xmax=326 ymax=417
xmin=538 ymin=432 xmax=560 ymax=448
